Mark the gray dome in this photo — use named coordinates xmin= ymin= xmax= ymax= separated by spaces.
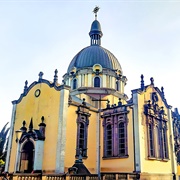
xmin=67 ymin=45 xmax=122 ymax=73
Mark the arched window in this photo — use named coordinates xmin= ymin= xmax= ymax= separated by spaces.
xmin=94 ymin=77 xmax=100 ymax=87
xmin=118 ymin=122 xmax=127 ymax=156
xmin=72 ymin=79 xmax=77 ymax=90
xmin=106 ymin=124 xmax=112 ymax=157
xmin=116 ymin=81 xmax=120 ymax=91
xmin=20 ymin=141 xmax=34 ymax=173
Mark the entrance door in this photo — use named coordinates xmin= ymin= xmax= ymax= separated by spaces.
xmin=20 ymin=141 xmax=34 ymax=173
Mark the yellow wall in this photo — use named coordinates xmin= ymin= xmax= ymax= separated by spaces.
xmin=9 ymin=83 xmax=61 ymax=172
xmin=64 ymin=105 xmax=98 ymax=173
xmin=137 ymin=86 xmax=173 ymax=174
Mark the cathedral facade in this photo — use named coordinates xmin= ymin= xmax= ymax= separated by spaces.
xmin=5 ymin=10 xmax=180 ymax=179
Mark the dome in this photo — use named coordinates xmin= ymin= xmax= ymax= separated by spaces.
xmin=67 ymin=18 xmax=122 ymax=73
xmin=67 ymin=45 xmax=122 ymax=73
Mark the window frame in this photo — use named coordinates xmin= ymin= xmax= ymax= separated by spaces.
xmin=103 ymin=111 xmax=129 ymax=159
xmin=94 ymin=76 xmax=101 ymax=87
xmin=76 ymin=106 xmax=91 ymax=158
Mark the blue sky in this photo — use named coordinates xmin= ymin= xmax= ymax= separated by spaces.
xmin=0 ymin=1 xmax=180 ymax=129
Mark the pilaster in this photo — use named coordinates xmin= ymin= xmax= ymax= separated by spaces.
xmin=55 ymin=88 xmax=69 ymax=173
xmin=5 ymin=104 xmax=17 ymax=172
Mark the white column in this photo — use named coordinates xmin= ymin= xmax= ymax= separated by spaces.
xmin=88 ymin=74 xmax=92 ymax=87
xmin=84 ymin=74 xmax=87 ymax=86
xmin=167 ymin=108 xmax=177 ymax=175
xmin=14 ymin=141 xmax=20 ymax=172
xmin=55 ymin=88 xmax=69 ymax=173
xmin=68 ymin=78 xmax=71 ymax=86
xmin=112 ymin=77 xmax=116 ymax=89
xmin=79 ymin=74 xmax=82 ymax=88
xmin=132 ymin=93 xmax=141 ymax=172
xmin=102 ymin=75 xmax=106 ymax=88
xmin=34 ymin=141 xmax=44 ymax=170
xmin=109 ymin=76 xmax=111 ymax=88
xmin=5 ymin=104 xmax=17 ymax=172
xmin=82 ymin=74 xmax=84 ymax=87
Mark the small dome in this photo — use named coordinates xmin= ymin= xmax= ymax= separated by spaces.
xmin=67 ymin=45 xmax=122 ymax=73
xmin=89 ymin=20 xmax=103 ymax=37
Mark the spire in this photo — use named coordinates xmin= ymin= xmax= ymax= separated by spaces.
xmin=29 ymin=118 xmax=33 ymax=132
xmin=89 ymin=6 xmax=103 ymax=46
xmin=161 ymin=86 xmax=165 ymax=99
xmin=24 ymin=80 xmax=28 ymax=93
xmin=38 ymin=71 xmax=44 ymax=82
xmin=53 ymin=69 xmax=58 ymax=84
xmin=150 ymin=77 xmax=154 ymax=86
xmin=140 ymin=74 xmax=145 ymax=91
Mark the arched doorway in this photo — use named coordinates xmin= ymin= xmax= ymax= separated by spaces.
xmin=19 ymin=140 xmax=34 ymax=173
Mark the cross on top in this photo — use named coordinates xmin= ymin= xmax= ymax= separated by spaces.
xmin=93 ymin=6 xmax=100 ymax=20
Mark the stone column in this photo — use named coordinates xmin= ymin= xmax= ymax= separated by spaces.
xmin=102 ymin=75 xmax=106 ymax=88
xmin=79 ymin=74 xmax=82 ymax=88
xmin=132 ymin=92 xmax=141 ymax=172
xmin=88 ymin=74 xmax=92 ymax=87
xmin=5 ymin=104 xmax=17 ymax=172
xmin=55 ymin=87 xmax=70 ymax=173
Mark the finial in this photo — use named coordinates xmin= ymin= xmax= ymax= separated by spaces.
xmin=150 ymin=77 xmax=154 ymax=86
xmin=41 ymin=116 xmax=44 ymax=123
xmin=23 ymin=120 xmax=26 ymax=127
xmin=161 ymin=86 xmax=165 ymax=98
xmin=38 ymin=71 xmax=44 ymax=82
xmin=53 ymin=69 xmax=58 ymax=84
xmin=20 ymin=120 xmax=27 ymax=132
xmin=82 ymin=98 xmax=86 ymax=106
xmin=24 ymin=80 xmax=28 ymax=93
xmin=29 ymin=118 xmax=33 ymax=132
xmin=107 ymin=100 xmax=110 ymax=108
xmin=118 ymin=98 xmax=122 ymax=107
xmin=140 ymin=74 xmax=144 ymax=91
xmin=93 ymin=6 xmax=100 ymax=20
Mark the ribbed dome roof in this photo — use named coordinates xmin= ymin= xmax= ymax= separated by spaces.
xmin=67 ymin=18 xmax=122 ymax=73
xmin=67 ymin=45 xmax=122 ymax=73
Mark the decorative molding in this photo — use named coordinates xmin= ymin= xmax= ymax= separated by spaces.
xmin=12 ymin=79 xmax=70 ymax=105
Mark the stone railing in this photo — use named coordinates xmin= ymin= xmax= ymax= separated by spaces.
xmin=0 ymin=172 xmax=140 ymax=180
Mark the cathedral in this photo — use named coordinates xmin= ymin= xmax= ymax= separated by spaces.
xmin=5 ymin=8 xmax=180 ymax=180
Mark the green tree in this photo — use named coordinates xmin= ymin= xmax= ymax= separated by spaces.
xmin=0 ymin=122 xmax=9 ymax=167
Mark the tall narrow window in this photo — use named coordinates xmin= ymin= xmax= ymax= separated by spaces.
xmin=79 ymin=123 xmax=85 ymax=151
xmin=94 ymin=77 xmax=100 ymax=87
xmin=148 ymin=123 xmax=155 ymax=157
xmin=162 ymin=127 xmax=168 ymax=159
xmin=118 ymin=122 xmax=126 ymax=156
xmin=106 ymin=124 xmax=112 ymax=157
xmin=156 ymin=126 xmax=162 ymax=158
xmin=73 ymin=79 xmax=77 ymax=90
xmin=116 ymin=81 xmax=120 ymax=91
xmin=19 ymin=141 xmax=34 ymax=173
xmin=76 ymin=110 xmax=90 ymax=158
